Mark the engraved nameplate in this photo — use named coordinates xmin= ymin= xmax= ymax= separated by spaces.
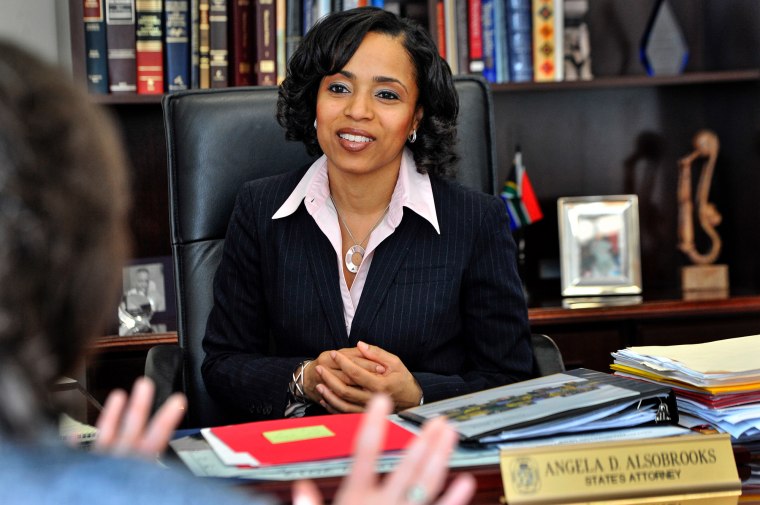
xmin=500 ymin=433 xmax=740 ymax=504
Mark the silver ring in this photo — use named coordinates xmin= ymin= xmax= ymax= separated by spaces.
xmin=405 ymin=484 xmax=427 ymax=504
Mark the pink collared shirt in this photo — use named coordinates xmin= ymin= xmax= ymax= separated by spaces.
xmin=272 ymin=148 xmax=440 ymax=335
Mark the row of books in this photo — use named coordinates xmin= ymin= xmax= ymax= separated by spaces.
xmin=82 ymin=0 xmax=591 ymax=95
xmin=83 ymin=0 xmax=392 ymax=95
xmin=437 ymin=0 xmax=593 ymax=83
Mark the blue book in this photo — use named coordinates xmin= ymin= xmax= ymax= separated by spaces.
xmin=303 ymin=0 xmax=314 ymax=34
xmin=481 ymin=0 xmax=497 ymax=83
xmin=505 ymin=0 xmax=532 ymax=82
xmin=165 ymin=0 xmax=191 ymax=92
xmin=371 ymin=0 xmax=384 ymax=7
xmin=83 ymin=0 xmax=109 ymax=94
xmin=493 ymin=0 xmax=509 ymax=83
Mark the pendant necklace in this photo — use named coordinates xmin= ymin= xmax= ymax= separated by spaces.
xmin=330 ymin=194 xmax=390 ymax=274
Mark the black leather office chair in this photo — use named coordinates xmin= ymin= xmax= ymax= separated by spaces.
xmin=149 ymin=76 xmax=558 ymax=428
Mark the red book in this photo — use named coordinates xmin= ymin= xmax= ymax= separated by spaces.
xmin=135 ymin=0 xmax=164 ymax=94
xmin=231 ymin=0 xmax=253 ymax=86
xmin=204 ymin=413 xmax=415 ymax=467
xmin=436 ymin=0 xmax=446 ymax=60
xmin=467 ymin=0 xmax=484 ymax=73
xmin=253 ymin=0 xmax=277 ymax=85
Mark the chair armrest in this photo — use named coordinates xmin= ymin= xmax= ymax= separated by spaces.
xmin=531 ymin=333 xmax=566 ymax=377
xmin=144 ymin=344 xmax=183 ymax=414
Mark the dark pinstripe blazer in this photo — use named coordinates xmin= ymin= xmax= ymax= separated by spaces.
xmin=202 ymin=166 xmax=533 ymax=420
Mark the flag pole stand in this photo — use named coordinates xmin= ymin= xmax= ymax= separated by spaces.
xmin=514 ymin=228 xmax=531 ymax=305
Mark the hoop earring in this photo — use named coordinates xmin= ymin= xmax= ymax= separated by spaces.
xmin=408 ymin=130 xmax=417 ymax=144
xmin=314 ymin=119 xmax=317 ymax=129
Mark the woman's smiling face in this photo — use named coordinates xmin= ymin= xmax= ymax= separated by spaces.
xmin=315 ymin=31 xmax=423 ymax=179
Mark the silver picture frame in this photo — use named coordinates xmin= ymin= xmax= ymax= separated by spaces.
xmin=558 ymin=195 xmax=642 ymax=297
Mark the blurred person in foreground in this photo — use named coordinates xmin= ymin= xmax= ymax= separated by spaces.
xmin=0 ymin=40 xmax=474 ymax=505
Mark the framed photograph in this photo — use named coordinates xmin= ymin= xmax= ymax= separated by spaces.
xmin=117 ymin=256 xmax=176 ymax=336
xmin=557 ymin=195 xmax=642 ymax=297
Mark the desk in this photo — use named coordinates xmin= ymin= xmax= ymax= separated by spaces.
xmin=242 ymin=465 xmax=505 ymax=504
xmin=234 ymin=464 xmax=760 ymax=504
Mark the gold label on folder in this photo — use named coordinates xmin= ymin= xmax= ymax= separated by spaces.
xmin=263 ymin=425 xmax=335 ymax=444
xmin=500 ymin=434 xmax=740 ymax=504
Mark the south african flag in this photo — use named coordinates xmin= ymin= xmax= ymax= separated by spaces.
xmin=500 ymin=147 xmax=543 ymax=231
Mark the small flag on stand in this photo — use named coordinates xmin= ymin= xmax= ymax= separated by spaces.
xmin=500 ymin=147 xmax=543 ymax=231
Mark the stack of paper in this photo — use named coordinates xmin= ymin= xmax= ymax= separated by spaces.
xmin=611 ymin=334 xmax=760 ymax=495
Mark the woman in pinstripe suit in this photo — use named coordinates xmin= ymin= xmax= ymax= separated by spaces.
xmin=202 ymin=7 xmax=533 ymax=420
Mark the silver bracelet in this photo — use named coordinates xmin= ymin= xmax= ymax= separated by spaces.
xmin=290 ymin=359 xmax=313 ymax=401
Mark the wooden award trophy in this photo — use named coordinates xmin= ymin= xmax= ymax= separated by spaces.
xmin=677 ymin=130 xmax=729 ymax=299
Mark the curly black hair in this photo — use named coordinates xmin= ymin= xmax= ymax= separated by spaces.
xmin=277 ymin=7 xmax=459 ymax=177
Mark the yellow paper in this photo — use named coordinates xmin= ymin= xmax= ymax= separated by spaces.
xmin=611 ymin=364 xmax=760 ymax=394
xmin=263 ymin=425 xmax=335 ymax=444
xmin=627 ymin=335 xmax=760 ymax=375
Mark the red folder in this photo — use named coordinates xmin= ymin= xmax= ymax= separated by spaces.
xmin=207 ymin=413 xmax=415 ymax=466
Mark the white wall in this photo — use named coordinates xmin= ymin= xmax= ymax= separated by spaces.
xmin=0 ymin=0 xmax=72 ymax=71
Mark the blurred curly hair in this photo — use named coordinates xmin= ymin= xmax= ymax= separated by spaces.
xmin=0 ymin=40 xmax=130 ymax=438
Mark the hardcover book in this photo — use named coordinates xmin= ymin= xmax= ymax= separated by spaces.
xmin=190 ymin=0 xmax=200 ymax=88
xmin=209 ymin=0 xmax=229 ymax=88
xmin=400 ymin=368 xmax=677 ymax=443
xmin=198 ymin=0 xmax=211 ymax=88
xmin=531 ymin=0 xmax=563 ymax=82
xmin=165 ymin=0 xmax=191 ymax=92
xmin=467 ymin=0 xmax=484 ymax=73
xmin=493 ymin=0 xmax=508 ymax=82
xmin=105 ymin=0 xmax=137 ymax=93
xmin=481 ymin=0 xmax=496 ymax=82
xmin=443 ymin=0 xmax=458 ymax=74
xmin=276 ymin=0 xmax=286 ymax=84
xmin=135 ymin=0 xmax=164 ymax=94
xmin=505 ymin=0 xmax=533 ymax=82
xmin=302 ymin=0 xmax=315 ymax=35
xmin=435 ymin=0 xmax=446 ymax=59
xmin=254 ymin=0 xmax=277 ymax=85
xmin=285 ymin=0 xmax=303 ymax=63
xmin=454 ymin=0 xmax=469 ymax=75
xmin=83 ymin=0 xmax=109 ymax=94
xmin=231 ymin=0 xmax=253 ymax=86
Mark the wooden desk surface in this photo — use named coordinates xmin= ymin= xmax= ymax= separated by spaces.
xmin=236 ymin=464 xmax=760 ymax=504
xmin=242 ymin=465 xmax=505 ymax=505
